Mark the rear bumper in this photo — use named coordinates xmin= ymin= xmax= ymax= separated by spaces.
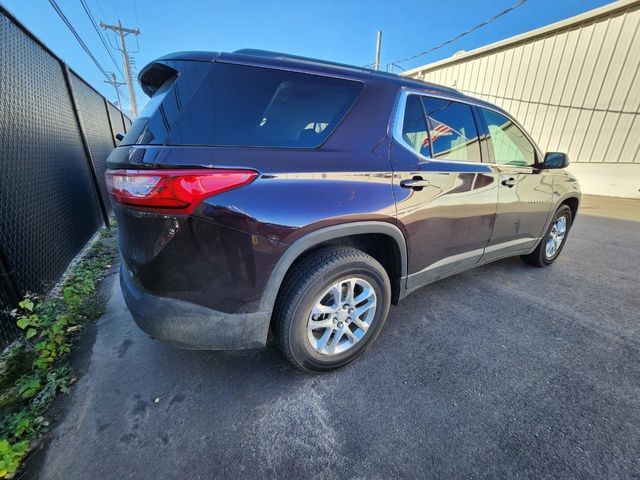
xmin=120 ymin=265 xmax=271 ymax=350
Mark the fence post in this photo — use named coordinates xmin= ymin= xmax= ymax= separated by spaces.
xmin=104 ymin=98 xmax=117 ymax=148
xmin=61 ymin=62 xmax=110 ymax=230
xmin=119 ymin=109 xmax=128 ymax=133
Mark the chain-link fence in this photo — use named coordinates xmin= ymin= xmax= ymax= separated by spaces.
xmin=0 ymin=7 xmax=130 ymax=346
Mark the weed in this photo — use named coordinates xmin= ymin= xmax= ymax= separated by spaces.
xmin=0 ymin=226 xmax=117 ymax=478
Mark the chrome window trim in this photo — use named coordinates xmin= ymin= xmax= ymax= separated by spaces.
xmin=389 ymin=87 xmax=544 ymax=167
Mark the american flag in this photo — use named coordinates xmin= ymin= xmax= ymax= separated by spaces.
xmin=422 ymin=122 xmax=453 ymax=147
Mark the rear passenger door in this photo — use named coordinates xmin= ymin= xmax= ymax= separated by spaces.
xmin=390 ymin=92 xmax=500 ymax=290
xmin=476 ymin=108 xmax=554 ymax=262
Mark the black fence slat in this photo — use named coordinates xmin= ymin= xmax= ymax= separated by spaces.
xmin=68 ymin=71 xmax=114 ymax=220
xmin=103 ymin=98 xmax=117 ymax=148
xmin=108 ymin=103 xmax=125 ymax=145
xmin=0 ymin=8 xmax=131 ymax=346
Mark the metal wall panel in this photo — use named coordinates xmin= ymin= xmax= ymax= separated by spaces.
xmin=406 ymin=1 xmax=640 ymax=165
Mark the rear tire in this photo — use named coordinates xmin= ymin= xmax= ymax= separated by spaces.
xmin=273 ymin=246 xmax=391 ymax=372
xmin=522 ymin=204 xmax=572 ymax=267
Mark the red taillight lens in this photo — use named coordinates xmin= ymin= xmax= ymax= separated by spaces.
xmin=105 ymin=169 xmax=258 ymax=213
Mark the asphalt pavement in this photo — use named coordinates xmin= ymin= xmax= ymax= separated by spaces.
xmin=28 ymin=213 xmax=640 ymax=479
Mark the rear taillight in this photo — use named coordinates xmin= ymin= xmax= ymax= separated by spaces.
xmin=105 ymin=169 xmax=257 ymax=214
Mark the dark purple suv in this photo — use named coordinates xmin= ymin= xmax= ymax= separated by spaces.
xmin=106 ymin=50 xmax=580 ymax=371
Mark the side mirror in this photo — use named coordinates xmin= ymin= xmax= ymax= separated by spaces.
xmin=115 ymin=132 xmax=125 ymax=141
xmin=541 ymin=152 xmax=569 ymax=169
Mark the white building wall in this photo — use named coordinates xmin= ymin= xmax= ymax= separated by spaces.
xmin=404 ymin=0 xmax=640 ymax=198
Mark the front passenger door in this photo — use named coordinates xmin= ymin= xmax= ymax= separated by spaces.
xmin=477 ymin=108 xmax=554 ymax=261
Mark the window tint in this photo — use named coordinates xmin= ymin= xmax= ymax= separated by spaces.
xmin=120 ymin=75 xmax=176 ymax=146
xmin=121 ymin=60 xmax=213 ymax=146
xmin=481 ymin=108 xmax=536 ymax=166
xmin=421 ymin=97 xmax=481 ymax=162
xmin=401 ymin=95 xmax=430 ymax=157
xmin=167 ymin=63 xmax=364 ymax=147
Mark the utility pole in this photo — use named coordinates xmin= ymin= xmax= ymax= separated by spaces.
xmin=100 ymin=20 xmax=140 ymax=116
xmin=374 ymin=31 xmax=382 ymax=71
xmin=104 ymin=72 xmax=126 ymax=108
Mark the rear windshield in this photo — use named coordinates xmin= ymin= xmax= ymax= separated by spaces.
xmin=124 ymin=62 xmax=364 ymax=148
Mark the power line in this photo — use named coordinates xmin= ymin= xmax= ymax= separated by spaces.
xmin=48 ymin=0 xmax=111 ymax=79
xmin=79 ymin=0 xmax=125 ymax=79
xmin=48 ymin=0 xmax=129 ymax=105
xmin=93 ymin=0 xmax=108 ymax=21
xmin=388 ymin=0 xmax=529 ymax=69
xmin=80 ymin=0 xmax=131 ymax=104
xmin=100 ymin=21 xmax=140 ymax=116
xmin=107 ymin=0 xmax=118 ymax=19
xmin=104 ymin=72 xmax=126 ymax=107
xmin=132 ymin=0 xmax=140 ymax=25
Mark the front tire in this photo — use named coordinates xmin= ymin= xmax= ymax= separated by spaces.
xmin=273 ymin=247 xmax=391 ymax=372
xmin=522 ymin=204 xmax=572 ymax=267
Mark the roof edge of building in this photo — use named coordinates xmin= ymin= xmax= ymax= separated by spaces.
xmin=402 ymin=0 xmax=640 ymax=76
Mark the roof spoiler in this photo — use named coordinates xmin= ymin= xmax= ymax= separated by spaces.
xmin=138 ymin=52 xmax=220 ymax=97
xmin=138 ymin=62 xmax=178 ymax=97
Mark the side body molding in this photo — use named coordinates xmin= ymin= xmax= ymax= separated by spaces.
xmin=259 ymin=221 xmax=408 ymax=312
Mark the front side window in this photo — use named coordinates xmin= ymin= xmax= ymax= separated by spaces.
xmin=480 ymin=108 xmax=536 ymax=166
xmin=167 ymin=63 xmax=364 ymax=147
xmin=422 ymin=97 xmax=482 ymax=162
xmin=401 ymin=94 xmax=430 ymax=157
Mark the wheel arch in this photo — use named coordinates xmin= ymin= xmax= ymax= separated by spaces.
xmin=560 ymin=195 xmax=580 ymax=222
xmin=260 ymin=222 xmax=408 ymax=314
xmin=538 ymin=193 xmax=580 ymax=240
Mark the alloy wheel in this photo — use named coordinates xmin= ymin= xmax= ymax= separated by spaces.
xmin=545 ymin=215 xmax=567 ymax=259
xmin=306 ymin=277 xmax=377 ymax=356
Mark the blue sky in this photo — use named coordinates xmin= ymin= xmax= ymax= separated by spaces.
xmin=4 ymin=0 xmax=613 ymax=115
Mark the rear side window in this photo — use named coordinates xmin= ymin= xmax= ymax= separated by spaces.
xmin=401 ymin=95 xmax=430 ymax=157
xmin=120 ymin=59 xmax=213 ymax=146
xmin=120 ymin=76 xmax=175 ymax=146
xmin=167 ymin=63 xmax=364 ymax=147
xmin=421 ymin=97 xmax=482 ymax=162
xmin=480 ymin=108 xmax=536 ymax=166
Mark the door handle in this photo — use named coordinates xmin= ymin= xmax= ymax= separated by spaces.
xmin=400 ymin=178 xmax=430 ymax=189
xmin=501 ymin=177 xmax=516 ymax=188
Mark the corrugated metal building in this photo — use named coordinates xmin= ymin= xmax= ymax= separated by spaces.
xmin=404 ymin=0 xmax=640 ymax=198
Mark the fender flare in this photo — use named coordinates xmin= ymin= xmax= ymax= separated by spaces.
xmin=259 ymin=221 xmax=408 ymax=312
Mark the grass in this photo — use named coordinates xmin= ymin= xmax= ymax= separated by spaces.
xmin=0 ymin=225 xmax=117 ymax=478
